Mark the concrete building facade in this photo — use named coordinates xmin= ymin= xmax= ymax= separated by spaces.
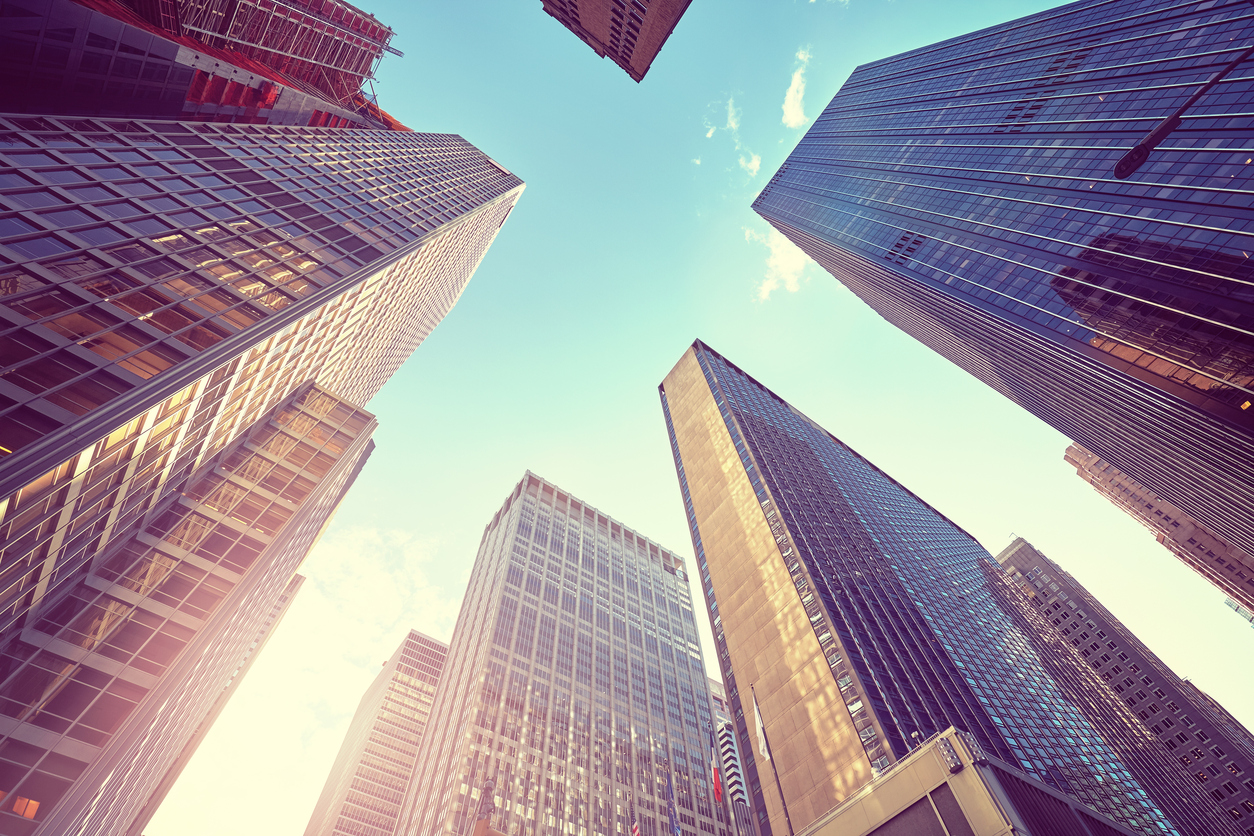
xmin=538 ymin=0 xmax=694 ymax=82
xmin=1065 ymin=443 xmax=1254 ymax=618
xmin=397 ymin=473 xmax=728 ymax=836
xmin=995 ymin=537 xmax=1254 ymax=835
xmin=305 ymin=629 xmax=448 ymax=836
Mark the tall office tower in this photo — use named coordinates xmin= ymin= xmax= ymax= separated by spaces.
xmin=397 ymin=472 xmax=728 ymax=836
xmin=1065 ymin=443 xmax=1254 ymax=617
xmin=994 ymin=538 xmax=1254 ymax=834
xmin=659 ymin=340 xmax=1207 ymax=836
xmin=753 ymin=0 xmax=1254 ymax=561
xmin=0 ymin=52 xmax=522 ymax=836
xmin=707 ymin=677 xmax=754 ymax=836
xmin=538 ymin=0 xmax=693 ymax=82
xmin=305 ymin=629 xmax=448 ymax=836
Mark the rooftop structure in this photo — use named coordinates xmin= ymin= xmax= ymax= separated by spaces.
xmin=539 ymin=0 xmax=694 ymax=82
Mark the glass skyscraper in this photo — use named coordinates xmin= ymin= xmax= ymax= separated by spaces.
xmin=0 ymin=2 xmax=524 ymax=830
xmin=753 ymin=0 xmax=1254 ymax=560
xmin=305 ymin=629 xmax=448 ymax=836
xmin=659 ymin=340 xmax=1213 ymax=836
xmin=398 ymin=472 xmax=728 ymax=836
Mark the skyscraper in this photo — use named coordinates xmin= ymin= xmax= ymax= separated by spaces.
xmin=397 ymin=472 xmax=728 ymax=836
xmin=753 ymin=0 xmax=1254 ymax=560
xmin=0 ymin=6 xmax=523 ymax=829
xmin=994 ymin=537 xmax=1254 ymax=835
xmin=1064 ymin=443 xmax=1254 ymax=617
xmin=305 ymin=629 xmax=448 ymax=836
xmin=538 ymin=0 xmax=694 ymax=82
xmin=659 ymin=340 xmax=1203 ymax=836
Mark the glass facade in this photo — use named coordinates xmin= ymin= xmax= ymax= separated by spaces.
xmin=753 ymin=0 xmax=1254 ymax=560
xmin=0 ymin=383 xmax=374 ymax=835
xmin=994 ymin=538 xmax=1254 ymax=836
xmin=305 ymin=629 xmax=448 ymax=836
xmin=0 ymin=11 xmax=523 ymax=830
xmin=661 ymin=341 xmax=1191 ymax=836
xmin=398 ymin=473 xmax=727 ymax=836
xmin=0 ymin=114 xmax=522 ymax=497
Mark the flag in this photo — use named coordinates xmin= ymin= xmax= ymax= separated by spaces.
xmin=666 ymin=772 xmax=682 ymax=836
xmin=753 ymin=688 xmax=771 ymax=763
xmin=708 ymin=728 xmax=724 ymax=804
xmin=630 ymin=797 xmax=641 ymax=836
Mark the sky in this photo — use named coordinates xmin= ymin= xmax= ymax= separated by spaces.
xmin=147 ymin=2 xmax=1254 ymax=834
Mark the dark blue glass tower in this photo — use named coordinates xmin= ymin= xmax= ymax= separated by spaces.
xmin=661 ymin=341 xmax=1240 ymax=836
xmin=753 ymin=0 xmax=1254 ymax=561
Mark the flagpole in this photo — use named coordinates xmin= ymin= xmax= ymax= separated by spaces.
xmin=751 ymin=684 xmax=795 ymax=836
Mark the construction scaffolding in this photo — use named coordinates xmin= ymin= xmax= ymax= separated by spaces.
xmin=162 ymin=0 xmax=399 ymax=106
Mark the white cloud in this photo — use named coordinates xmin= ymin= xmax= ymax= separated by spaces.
xmin=692 ymin=157 xmax=702 ymax=165
xmin=744 ymin=226 xmax=813 ymax=300
xmin=782 ymin=47 xmax=812 ymax=129
xmin=706 ymin=95 xmax=760 ymax=178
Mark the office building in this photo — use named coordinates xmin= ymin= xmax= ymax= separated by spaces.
xmin=708 ymin=677 xmax=754 ymax=836
xmin=305 ymin=629 xmax=448 ymax=836
xmin=1065 ymin=444 xmax=1254 ymax=616
xmin=659 ymin=340 xmax=1209 ymax=836
xmin=396 ymin=472 xmax=729 ymax=836
xmin=538 ymin=0 xmax=694 ymax=82
xmin=0 ymin=12 xmax=523 ymax=827
xmin=0 ymin=383 xmax=376 ymax=835
xmin=802 ymin=727 xmax=1144 ymax=836
xmin=753 ymin=0 xmax=1254 ymax=560
xmin=995 ymin=537 xmax=1254 ymax=835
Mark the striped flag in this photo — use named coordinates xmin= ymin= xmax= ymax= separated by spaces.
xmin=753 ymin=688 xmax=771 ymax=763
xmin=630 ymin=796 xmax=641 ymax=836
xmin=708 ymin=727 xmax=724 ymax=803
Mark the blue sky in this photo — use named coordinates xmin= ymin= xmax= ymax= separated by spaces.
xmin=148 ymin=2 xmax=1254 ymax=834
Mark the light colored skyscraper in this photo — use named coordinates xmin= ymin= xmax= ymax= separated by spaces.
xmin=306 ymin=630 xmax=449 ymax=836
xmin=659 ymin=340 xmax=1211 ymax=836
xmin=994 ymin=537 xmax=1254 ymax=835
xmin=1065 ymin=444 xmax=1254 ymax=618
xmin=397 ymin=472 xmax=729 ymax=836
